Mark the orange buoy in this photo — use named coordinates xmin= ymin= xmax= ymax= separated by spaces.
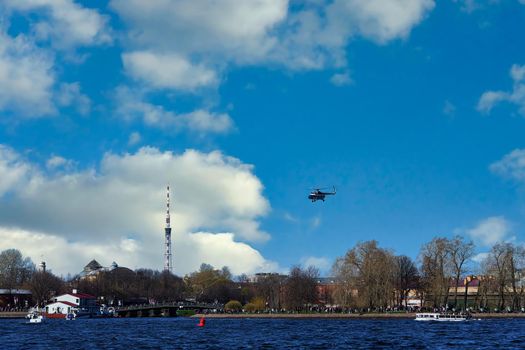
xmin=198 ymin=317 xmax=206 ymax=327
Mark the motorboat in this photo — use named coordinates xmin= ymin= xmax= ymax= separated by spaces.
xmin=415 ymin=312 xmax=470 ymax=322
xmin=26 ymin=311 xmax=44 ymax=324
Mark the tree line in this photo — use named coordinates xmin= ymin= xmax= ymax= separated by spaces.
xmin=332 ymin=237 xmax=525 ymax=312
xmin=0 ymin=235 xmax=524 ymax=312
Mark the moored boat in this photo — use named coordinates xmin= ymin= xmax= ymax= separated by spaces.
xmin=26 ymin=311 xmax=44 ymax=324
xmin=415 ymin=312 xmax=470 ymax=322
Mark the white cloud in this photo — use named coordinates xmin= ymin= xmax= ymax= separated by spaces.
xmin=0 ymin=145 xmax=274 ymax=275
xmin=122 ymin=51 xmax=218 ymax=91
xmin=326 ymin=0 xmax=436 ymax=44
xmin=119 ymin=238 xmax=139 ymax=253
xmin=283 ymin=212 xmax=299 ymax=223
xmin=471 ymin=252 xmax=489 ymax=264
xmin=466 ymin=216 xmax=513 ymax=247
xmin=111 ymin=0 xmax=435 ymax=88
xmin=115 ymin=87 xmax=234 ymax=134
xmin=477 ymin=64 xmax=525 ymax=115
xmin=0 ymin=227 xmax=276 ymax=276
xmin=178 ymin=110 xmax=234 ymax=134
xmin=0 ymin=145 xmax=32 ymax=196
xmin=0 ymin=30 xmax=55 ymax=117
xmin=301 ymin=256 xmax=330 ymax=272
xmin=128 ymin=132 xmax=141 ymax=146
xmin=490 ymin=149 xmax=525 ymax=181
xmin=4 ymin=0 xmax=111 ymax=50
xmin=181 ymin=232 xmax=278 ymax=275
xmin=56 ymin=82 xmax=91 ymax=115
xmin=452 ymin=0 xmax=480 ymax=13
xmin=477 ymin=91 xmax=507 ymax=114
xmin=330 ymin=71 xmax=352 ymax=86
xmin=510 ymin=64 xmax=525 ymax=81
xmin=111 ymin=0 xmax=287 ymax=62
xmin=46 ymin=155 xmax=73 ymax=170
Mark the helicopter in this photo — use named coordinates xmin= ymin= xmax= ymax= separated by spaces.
xmin=308 ymin=186 xmax=336 ymax=202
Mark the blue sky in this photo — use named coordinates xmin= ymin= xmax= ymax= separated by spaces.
xmin=1 ymin=0 xmax=525 ymax=276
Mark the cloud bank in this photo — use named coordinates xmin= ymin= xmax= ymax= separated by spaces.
xmin=112 ymin=0 xmax=435 ymax=89
xmin=0 ymin=145 xmax=276 ymax=276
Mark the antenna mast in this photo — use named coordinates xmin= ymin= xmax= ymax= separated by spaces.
xmin=164 ymin=185 xmax=173 ymax=273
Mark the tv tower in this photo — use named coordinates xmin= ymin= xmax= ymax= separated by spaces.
xmin=164 ymin=185 xmax=173 ymax=273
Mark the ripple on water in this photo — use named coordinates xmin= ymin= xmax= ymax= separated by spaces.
xmin=1 ymin=317 xmax=525 ymax=349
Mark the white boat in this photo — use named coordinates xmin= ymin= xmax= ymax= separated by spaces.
xmin=415 ymin=313 xmax=469 ymax=322
xmin=26 ymin=312 xmax=44 ymax=324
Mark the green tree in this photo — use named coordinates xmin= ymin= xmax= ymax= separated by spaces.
xmin=224 ymin=300 xmax=242 ymax=312
xmin=185 ymin=263 xmax=236 ymax=303
xmin=244 ymin=302 xmax=256 ymax=312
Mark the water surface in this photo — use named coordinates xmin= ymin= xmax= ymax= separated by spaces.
xmin=1 ymin=317 xmax=523 ymax=349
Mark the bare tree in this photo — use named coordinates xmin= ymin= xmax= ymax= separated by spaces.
xmin=333 ymin=241 xmax=395 ymax=310
xmin=256 ymin=273 xmax=285 ymax=309
xmin=0 ymin=249 xmax=35 ymax=291
xmin=448 ymin=235 xmax=474 ymax=310
xmin=332 ymin=256 xmax=359 ymax=308
xmin=419 ymin=237 xmax=452 ymax=309
xmin=393 ymin=255 xmax=419 ymax=308
xmin=484 ymin=243 xmax=525 ymax=310
xmin=29 ymin=271 xmax=65 ymax=306
xmin=284 ymin=266 xmax=319 ymax=311
xmin=508 ymin=245 xmax=525 ymax=310
xmin=483 ymin=243 xmax=513 ymax=310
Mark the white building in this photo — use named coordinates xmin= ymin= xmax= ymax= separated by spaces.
xmin=44 ymin=289 xmax=97 ymax=318
xmin=45 ymin=300 xmax=77 ymax=317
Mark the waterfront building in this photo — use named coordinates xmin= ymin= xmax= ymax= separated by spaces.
xmin=0 ymin=289 xmax=32 ymax=310
xmin=45 ymin=289 xmax=97 ymax=318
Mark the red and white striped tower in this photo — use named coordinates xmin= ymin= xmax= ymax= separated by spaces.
xmin=164 ymin=185 xmax=173 ymax=273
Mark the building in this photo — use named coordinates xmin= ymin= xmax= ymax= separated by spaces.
xmin=315 ymin=277 xmax=338 ymax=306
xmin=78 ymin=259 xmax=128 ymax=280
xmin=44 ymin=289 xmax=97 ymax=318
xmin=0 ymin=289 xmax=32 ymax=310
xmin=248 ymin=272 xmax=287 ymax=283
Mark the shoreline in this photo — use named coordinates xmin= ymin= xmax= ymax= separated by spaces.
xmin=192 ymin=312 xmax=525 ymax=319
xmin=2 ymin=311 xmax=525 ymax=319
xmin=0 ymin=312 xmax=26 ymax=319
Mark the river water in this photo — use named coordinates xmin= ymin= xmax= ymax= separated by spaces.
xmin=1 ymin=317 xmax=524 ymax=349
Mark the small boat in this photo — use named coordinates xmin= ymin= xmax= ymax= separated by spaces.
xmin=65 ymin=312 xmax=76 ymax=321
xmin=26 ymin=312 xmax=44 ymax=324
xmin=415 ymin=313 xmax=470 ymax=322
